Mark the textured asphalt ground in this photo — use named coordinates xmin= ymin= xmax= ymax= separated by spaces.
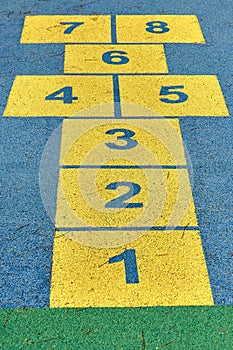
xmin=0 ymin=0 xmax=232 ymax=348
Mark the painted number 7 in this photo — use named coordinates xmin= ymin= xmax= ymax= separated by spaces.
xmin=60 ymin=22 xmax=84 ymax=34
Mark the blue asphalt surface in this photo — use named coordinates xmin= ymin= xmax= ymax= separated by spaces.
xmin=0 ymin=0 xmax=232 ymax=307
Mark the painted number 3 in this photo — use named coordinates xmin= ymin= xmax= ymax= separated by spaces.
xmin=105 ymin=128 xmax=138 ymax=150
xmin=146 ymin=21 xmax=170 ymax=34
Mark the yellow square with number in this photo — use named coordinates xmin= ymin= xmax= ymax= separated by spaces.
xmin=59 ymin=119 xmax=187 ymax=166
xmin=3 ymin=76 xmax=114 ymax=117
xmin=50 ymin=229 xmax=213 ymax=307
xmin=116 ymin=15 xmax=205 ymax=43
xmin=55 ymin=167 xmax=198 ymax=233
xmin=64 ymin=44 xmax=168 ymax=73
xmin=119 ymin=75 xmax=229 ymax=116
xmin=20 ymin=15 xmax=111 ymax=43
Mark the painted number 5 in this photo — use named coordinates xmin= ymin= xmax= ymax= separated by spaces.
xmin=160 ymin=85 xmax=188 ymax=104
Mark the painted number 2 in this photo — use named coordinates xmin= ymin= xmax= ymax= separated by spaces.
xmin=146 ymin=21 xmax=170 ymax=34
xmin=105 ymin=182 xmax=143 ymax=208
xmin=105 ymin=128 xmax=138 ymax=150
xmin=109 ymin=249 xmax=139 ymax=284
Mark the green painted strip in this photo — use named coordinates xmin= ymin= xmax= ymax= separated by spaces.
xmin=0 ymin=307 xmax=232 ymax=349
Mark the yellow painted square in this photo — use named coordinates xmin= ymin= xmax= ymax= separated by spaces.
xmin=119 ymin=75 xmax=229 ymax=117
xmin=20 ymin=15 xmax=111 ymax=43
xmin=50 ymin=230 xmax=214 ymax=307
xmin=116 ymin=15 xmax=205 ymax=43
xmin=55 ymin=168 xmax=198 ymax=232
xmin=59 ymin=119 xmax=187 ymax=166
xmin=3 ymin=76 xmax=114 ymax=117
xmin=64 ymin=44 xmax=168 ymax=73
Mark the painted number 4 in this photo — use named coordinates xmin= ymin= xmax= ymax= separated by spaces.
xmin=45 ymin=87 xmax=78 ymax=104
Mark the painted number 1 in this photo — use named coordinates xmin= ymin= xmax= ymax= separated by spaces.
xmin=109 ymin=249 xmax=139 ymax=284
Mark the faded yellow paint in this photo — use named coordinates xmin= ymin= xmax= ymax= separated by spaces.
xmin=59 ymin=119 xmax=187 ymax=166
xmin=116 ymin=15 xmax=205 ymax=43
xmin=3 ymin=76 xmax=114 ymax=117
xmin=50 ymin=229 xmax=214 ymax=307
xmin=56 ymin=167 xmax=197 ymax=233
xmin=20 ymin=15 xmax=111 ymax=43
xmin=64 ymin=44 xmax=168 ymax=73
xmin=119 ymin=75 xmax=229 ymax=116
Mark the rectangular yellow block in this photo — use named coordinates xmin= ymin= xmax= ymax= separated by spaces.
xmin=116 ymin=15 xmax=205 ymax=43
xmin=59 ymin=119 xmax=187 ymax=166
xmin=3 ymin=76 xmax=114 ymax=117
xmin=56 ymin=168 xmax=198 ymax=229
xmin=64 ymin=44 xmax=168 ymax=73
xmin=50 ymin=229 xmax=214 ymax=307
xmin=119 ymin=75 xmax=229 ymax=116
xmin=20 ymin=15 xmax=111 ymax=43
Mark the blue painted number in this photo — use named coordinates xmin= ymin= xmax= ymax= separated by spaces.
xmin=60 ymin=22 xmax=84 ymax=34
xmin=102 ymin=50 xmax=129 ymax=65
xmin=146 ymin=21 xmax=170 ymax=34
xmin=160 ymin=86 xmax=188 ymax=104
xmin=105 ymin=182 xmax=143 ymax=208
xmin=109 ymin=249 xmax=139 ymax=284
xmin=45 ymin=87 xmax=78 ymax=104
xmin=105 ymin=128 xmax=138 ymax=150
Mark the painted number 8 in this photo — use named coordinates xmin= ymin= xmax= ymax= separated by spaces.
xmin=146 ymin=21 xmax=170 ymax=34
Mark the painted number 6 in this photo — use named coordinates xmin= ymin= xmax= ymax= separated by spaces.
xmin=102 ymin=50 xmax=129 ymax=65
